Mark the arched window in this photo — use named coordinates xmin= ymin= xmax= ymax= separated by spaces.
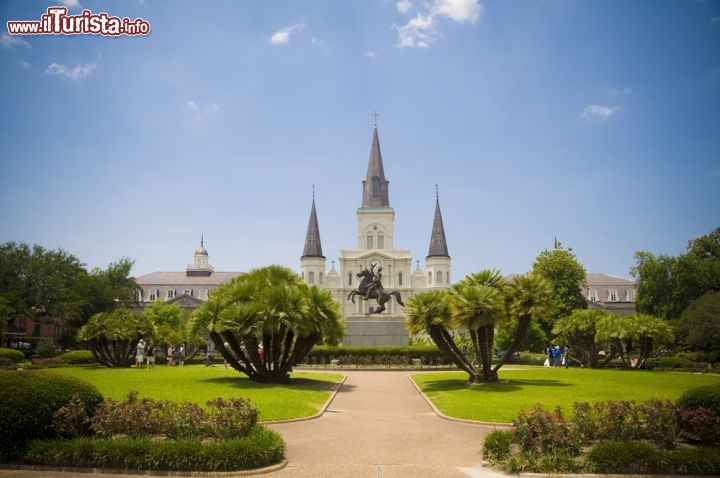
xmin=319 ymin=272 xmax=324 ymax=284
xmin=348 ymin=272 xmax=352 ymax=286
xmin=366 ymin=234 xmax=373 ymax=249
xmin=398 ymin=272 xmax=403 ymax=286
xmin=308 ymin=271 xmax=315 ymax=284
xmin=428 ymin=272 xmax=432 ymax=285
xmin=377 ymin=234 xmax=384 ymax=249
xmin=436 ymin=271 xmax=442 ymax=284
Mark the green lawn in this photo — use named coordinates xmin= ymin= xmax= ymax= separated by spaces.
xmin=412 ymin=367 xmax=720 ymax=423
xmin=53 ymin=365 xmax=343 ymax=422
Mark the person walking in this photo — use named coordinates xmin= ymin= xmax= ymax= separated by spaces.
xmin=146 ymin=342 xmax=156 ymax=368
xmin=167 ymin=345 xmax=174 ymax=366
xmin=178 ymin=344 xmax=186 ymax=367
xmin=135 ymin=339 xmax=145 ymax=368
xmin=562 ymin=345 xmax=570 ymax=368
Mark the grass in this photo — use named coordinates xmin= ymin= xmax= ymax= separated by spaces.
xmin=412 ymin=366 xmax=720 ymax=423
xmin=52 ymin=365 xmax=343 ymax=422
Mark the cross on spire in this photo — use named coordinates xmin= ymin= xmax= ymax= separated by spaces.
xmin=312 ymin=184 xmax=315 ymax=201
xmin=435 ymin=184 xmax=439 ymax=200
xmin=373 ymin=110 xmax=379 ymax=127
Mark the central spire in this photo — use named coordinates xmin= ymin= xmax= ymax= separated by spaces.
xmin=361 ymin=126 xmax=390 ymax=208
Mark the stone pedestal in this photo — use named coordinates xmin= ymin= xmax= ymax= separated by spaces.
xmin=342 ymin=315 xmax=409 ymax=346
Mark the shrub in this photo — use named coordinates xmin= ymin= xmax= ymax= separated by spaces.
xmin=677 ymin=407 xmax=720 ymax=446
xmin=638 ymin=398 xmax=679 ymax=449
xmin=482 ymin=430 xmax=513 ymax=461
xmin=0 ymin=371 xmax=103 ymax=459
xmin=24 ymin=426 xmax=285 ymax=471
xmin=677 ymin=384 xmax=720 ymax=416
xmin=36 ymin=338 xmax=58 ymax=358
xmin=512 ymin=404 xmax=580 ymax=455
xmin=587 ymin=440 xmax=662 ymax=474
xmin=90 ymin=391 xmax=258 ymax=440
xmin=57 ymin=349 xmax=96 ymax=364
xmin=0 ymin=347 xmax=26 ymax=364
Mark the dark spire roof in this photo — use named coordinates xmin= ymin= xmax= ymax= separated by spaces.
xmin=427 ymin=194 xmax=450 ymax=258
xmin=302 ymin=199 xmax=325 ymax=258
xmin=361 ymin=127 xmax=390 ymax=208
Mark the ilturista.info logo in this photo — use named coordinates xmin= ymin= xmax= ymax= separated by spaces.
xmin=7 ymin=6 xmax=150 ymax=36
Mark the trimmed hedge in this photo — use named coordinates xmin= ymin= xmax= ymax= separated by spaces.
xmin=0 ymin=371 xmax=103 ymax=459
xmin=24 ymin=426 xmax=285 ymax=471
xmin=587 ymin=440 xmax=720 ymax=475
xmin=0 ymin=347 xmax=26 ymax=365
xmin=306 ymin=345 xmax=449 ymax=366
xmin=56 ymin=350 xmax=96 ymax=365
xmin=677 ymin=384 xmax=720 ymax=416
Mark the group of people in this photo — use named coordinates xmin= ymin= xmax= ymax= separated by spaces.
xmin=134 ymin=339 xmax=185 ymax=368
xmin=546 ymin=344 xmax=570 ymax=368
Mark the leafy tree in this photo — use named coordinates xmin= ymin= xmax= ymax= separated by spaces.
xmin=632 ymin=228 xmax=720 ymax=321
xmin=191 ymin=265 xmax=344 ymax=383
xmin=495 ymin=320 xmax=547 ymax=354
xmin=77 ymin=308 xmax=154 ymax=367
xmin=552 ymin=309 xmax=614 ymax=368
xmin=531 ymin=240 xmax=587 ymax=336
xmin=140 ymin=300 xmax=206 ymax=359
xmin=595 ymin=312 xmax=673 ymax=369
xmin=0 ymin=242 xmax=86 ymax=339
xmin=677 ymin=292 xmax=720 ymax=352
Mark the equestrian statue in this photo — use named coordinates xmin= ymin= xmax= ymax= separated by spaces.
xmin=348 ymin=262 xmax=405 ymax=314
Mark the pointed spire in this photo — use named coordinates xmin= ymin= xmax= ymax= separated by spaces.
xmin=302 ymin=194 xmax=325 ymax=258
xmin=427 ymin=186 xmax=450 ymax=258
xmin=361 ymin=126 xmax=390 ymax=208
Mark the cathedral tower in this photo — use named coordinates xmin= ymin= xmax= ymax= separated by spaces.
xmin=300 ymin=195 xmax=326 ymax=285
xmin=425 ymin=188 xmax=451 ymax=287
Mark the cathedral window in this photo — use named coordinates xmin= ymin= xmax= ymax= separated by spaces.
xmin=308 ymin=271 xmax=315 ymax=284
xmin=436 ymin=271 xmax=442 ymax=284
xmin=446 ymin=272 xmax=450 ymax=284
xmin=377 ymin=234 xmax=384 ymax=249
xmin=428 ymin=272 xmax=432 ymax=285
xmin=348 ymin=272 xmax=352 ymax=286
xmin=367 ymin=234 xmax=373 ymax=249
xmin=398 ymin=273 xmax=403 ymax=286
xmin=319 ymin=272 xmax=324 ymax=284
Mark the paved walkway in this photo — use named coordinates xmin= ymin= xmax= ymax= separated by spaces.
xmin=0 ymin=370 xmax=510 ymax=478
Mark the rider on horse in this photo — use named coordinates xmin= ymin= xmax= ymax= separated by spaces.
xmin=364 ymin=264 xmax=383 ymax=300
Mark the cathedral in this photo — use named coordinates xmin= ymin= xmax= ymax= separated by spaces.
xmin=300 ymin=126 xmax=451 ymax=346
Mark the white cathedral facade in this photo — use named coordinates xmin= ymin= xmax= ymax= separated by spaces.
xmin=300 ymin=126 xmax=451 ymax=346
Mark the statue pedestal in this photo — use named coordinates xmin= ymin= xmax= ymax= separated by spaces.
xmin=342 ymin=314 xmax=409 ymax=346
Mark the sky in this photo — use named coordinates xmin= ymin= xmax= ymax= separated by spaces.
xmin=1 ymin=0 xmax=719 ymax=282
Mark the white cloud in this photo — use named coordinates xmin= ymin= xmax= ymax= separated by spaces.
xmin=311 ymin=38 xmax=326 ymax=48
xmin=579 ymin=104 xmax=620 ymax=120
xmin=1 ymin=33 xmax=31 ymax=49
xmin=57 ymin=0 xmax=83 ymax=9
xmin=397 ymin=0 xmax=412 ymax=13
xmin=270 ymin=23 xmax=304 ymax=45
xmin=186 ymin=100 xmax=200 ymax=111
xmin=45 ymin=62 xmax=96 ymax=80
xmin=187 ymin=100 xmax=221 ymax=117
xmin=609 ymin=86 xmax=632 ymax=97
xmin=395 ymin=0 xmax=483 ymax=48
xmin=20 ymin=61 xmax=31 ymax=69
xmin=365 ymin=51 xmax=377 ymax=59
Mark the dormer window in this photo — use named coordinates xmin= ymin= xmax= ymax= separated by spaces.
xmin=184 ymin=289 xmax=193 ymax=297
xmin=588 ymin=289 xmax=599 ymax=302
xmin=626 ymin=289 xmax=635 ymax=302
xmin=608 ymin=289 xmax=619 ymax=302
xmin=148 ymin=289 xmax=159 ymax=301
xmin=166 ymin=289 xmax=176 ymax=300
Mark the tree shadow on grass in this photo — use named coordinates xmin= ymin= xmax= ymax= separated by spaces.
xmin=418 ymin=377 xmax=571 ymax=394
xmin=199 ymin=376 xmax=341 ymax=392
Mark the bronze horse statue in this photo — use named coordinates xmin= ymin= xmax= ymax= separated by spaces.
xmin=348 ymin=268 xmax=405 ymax=314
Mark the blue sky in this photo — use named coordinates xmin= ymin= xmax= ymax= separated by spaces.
xmin=1 ymin=0 xmax=718 ymax=282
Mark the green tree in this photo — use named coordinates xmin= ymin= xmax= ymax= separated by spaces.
xmin=632 ymin=228 xmax=720 ymax=321
xmin=677 ymin=292 xmax=720 ymax=352
xmin=531 ymin=240 xmax=587 ymax=336
xmin=494 ymin=319 xmax=547 ymax=354
xmin=139 ymin=300 xmax=185 ymax=352
xmin=77 ymin=308 xmax=154 ymax=367
xmin=552 ymin=309 xmax=615 ymax=368
xmin=0 ymin=242 xmax=86 ymax=339
xmin=191 ymin=265 xmax=344 ymax=383
xmin=495 ymin=273 xmax=554 ymax=371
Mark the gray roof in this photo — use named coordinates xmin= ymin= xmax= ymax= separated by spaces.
xmin=135 ymin=271 xmax=242 ymax=286
xmin=302 ymin=199 xmax=325 ymax=258
xmin=361 ymin=127 xmax=390 ymax=208
xmin=586 ymin=273 xmax=635 ymax=287
xmin=427 ymin=198 xmax=450 ymax=258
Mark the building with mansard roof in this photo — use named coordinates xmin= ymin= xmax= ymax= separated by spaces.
xmin=135 ymin=238 xmax=243 ymax=310
xmin=300 ymin=126 xmax=451 ymax=346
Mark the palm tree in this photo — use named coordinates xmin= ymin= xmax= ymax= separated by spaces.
xmin=191 ymin=265 xmax=343 ymax=383
xmin=494 ymin=273 xmax=553 ymax=371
